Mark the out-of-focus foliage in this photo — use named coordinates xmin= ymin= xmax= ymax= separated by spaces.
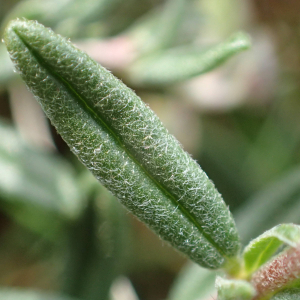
xmin=0 ymin=0 xmax=300 ymax=300
xmin=0 ymin=119 xmax=83 ymax=239
xmin=0 ymin=288 xmax=78 ymax=300
xmin=167 ymin=262 xmax=217 ymax=300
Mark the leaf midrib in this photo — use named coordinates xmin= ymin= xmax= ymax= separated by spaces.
xmin=13 ymin=28 xmax=227 ymax=259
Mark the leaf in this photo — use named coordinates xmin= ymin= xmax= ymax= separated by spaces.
xmin=125 ymin=0 xmax=187 ymax=54
xmin=149 ymin=0 xmax=187 ymax=51
xmin=63 ymin=183 xmax=129 ymax=300
xmin=271 ymin=289 xmax=300 ymax=300
xmin=216 ymin=277 xmax=255 ymax=300
xmin=0 ymin=43 xmax=15 ymax=87
xmin=168 ymin=262 xmax=217 ymax=300
xmin=243 ymin=224 xmax=300 ymax=275
xmin=127 ymin=32 xmax=251 ymax=87
xmin=1 ymin=0 xmax=68 ymax=32
xmin=4 ymin=18 xmax=240 ymax=269
xmin=0 ymin=288 xmax=78 ymax=300
xmin=235 ymin=167 xmax=300 ymax=244
xmin=251 ymin=244 xmax=300 ymax=299
xmin=0 ymin=119 xmax=84 ymax=239
xmin=1 ymin=0 xmax=121 ymax=39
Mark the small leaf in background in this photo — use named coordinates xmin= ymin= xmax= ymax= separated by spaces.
xmin=0 ymin=43 xmax=15 ymax=88
xmin=271 ymin=289 xmax=300 ymax=300
xmin=63 ymin=182 xmax=130 ymax=300
xmin=0 ymin=288 xmax=79 ymax=300
xmin=145 ymin=0 xmax=187 ymax=52
xmin=1 ymin=0 xmax=121 ymax=39
xmin=216 ymin=276 xmax=255 ymax=300
xmin=168 ymin=262 xmax=217 ymax=300
xmin=0 ymin=119 xmax=84 ymax=239
xmin=243 ymin=224 xmax=300 ymax=276
xmin=235 ymin=167 xmax=300 ymax=245
xmin=4 ymin=19 xmax=240 ymax=270
xmin=127 ymin=32 xmax=251 ymax=87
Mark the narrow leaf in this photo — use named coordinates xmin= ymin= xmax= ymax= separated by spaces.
xmin=235 ymin=167 xmax=300 ymax=244
xmin=271 ymin=289 xmax=300 ymax=300
xmin=4 ymin=19 xmax=240 ymax=269
xmin=150 ymin=0 xmax=187 ymax=51
xmin=2 ymin=0 xmax=120 ymax=38
xmin=0 ymin=119 xmax=83 ymax=239
xmin=128 ymin=32 xmax=251 ymax=86
xmin=0 ymin=288 xmax=78 ymax=300
xmin=168 ymin=262 xmax=217 ymax=300
xmin=127 ymin=0 xmax=186 ymax=54
xmin=216 ymin=277 xmax=255 ymax=300
xmin=63 ymin=183 xmax=129 ymax=300
xmin=0 ymin=43 xmax=15 ymax=86
xmin=243 ymin=224 xmax=300 ymax=275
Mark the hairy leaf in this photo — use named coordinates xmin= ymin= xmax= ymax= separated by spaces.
xmin=243 ymin=224 xmax=300 ymax=276
xmin=216 ymin=277 xmax=255 ymax=300
xmin=4 ymin=19 xmax=240 ymax=269
xmin=128 ymin=32 xmax=251 ymax=86
xmin=271 ymin=289 xmax=300 ymax=300
xmin=251 ymin=245 xmax=300 ymax=299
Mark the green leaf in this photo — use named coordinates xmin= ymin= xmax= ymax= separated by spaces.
xmin=0 ymin=43 xmax=15 ymax=87
xmin=125 ymin=0 xmax=187 ymax=54
xmin=0 ymin=288 xmax=78 ymax=300
xmin=216 ymin=277 xmax=255 ymax=300
xmin=1 ymin=0 xmax=68 ymax=33
xmin=271 ymin=289 xmax=300 ymax=300
xmin=128 ymin=32 xmax=251 ymax=87
xmin=168 ymin=262 xmax=217 ymax=300
xmin=1 ymin=0 xmax=120 ymax=39
xmin=243 ymin=224 xmax=300 ymax=276
xmin=235 ymin=167 xmax=300 ymax=244
xmin=63 ymin=183 xmax=129 ymax=300
xmin=149 ymin=0 xmax=187 ymax=51
xmin=0 ymin=119 xmax=84 ymax=239
xmin=4 ymin=18 xmax=240 ymax=269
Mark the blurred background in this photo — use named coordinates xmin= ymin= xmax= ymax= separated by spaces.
xmin=1 ymin=0 xmax=300 ymax=300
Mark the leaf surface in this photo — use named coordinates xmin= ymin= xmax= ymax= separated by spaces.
xmin=4 ymin=19 xmax=240 ymax=269
xmin=128 ymin=32 xmax=251 ymax=86
xmin=216 ymin=276 xmax=255 ymax=300
xmin=271 ymin=289 xmax=300 ymax=300
xmin=0 ymin=288 xmax=78 ymax=300
xmin=243 ymin=224 xmax=300 ymax=275
xmin=168 ymin=262 xmax=216 ymax=300
xmin=0 ymin=119 xmax=83 ymax=239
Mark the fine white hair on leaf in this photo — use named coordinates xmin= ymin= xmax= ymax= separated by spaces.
xmin=4 ymin=18 xmax=240 ymax=270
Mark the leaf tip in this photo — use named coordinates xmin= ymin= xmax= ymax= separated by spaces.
xmin=230 ymin=31 xmax=252 ymax=51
